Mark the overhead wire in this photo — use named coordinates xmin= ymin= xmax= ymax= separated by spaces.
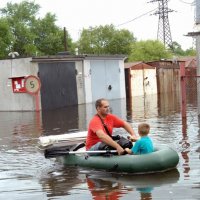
xmin=179 ymin=0 xmax=195 ymax=5
xmin=115 ymin=7 xmax=158 ymax=27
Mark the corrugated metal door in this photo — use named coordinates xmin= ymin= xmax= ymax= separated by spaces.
xmin=91 ymin=60 xmax=120 ymax=100
xmin=39 ymin=62 xmax=78 ymax=110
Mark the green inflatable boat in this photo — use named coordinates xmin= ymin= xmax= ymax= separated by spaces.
xmin=58 ymin=145 xmax=179 ymax=174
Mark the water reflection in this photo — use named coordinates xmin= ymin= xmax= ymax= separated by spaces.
xmin=40 ymin=99 xmax=128 ymax=136
xmin=86 ymin=176 xmax=132 ymax=199
xmin=181 ymin=117 xmax=191 ymax=179
xmin=42 ymin=106 xmax=79 ymax=135
xmin=137 ymin=188 xmax=153 ymax=200
xmin=86 ymin=169 xmax=179 ymax=200
xmin=126 ymin=92 xmax=180 ymax=121
xmin=0 ymin=112 xmax=42 ymax=136
xmin=40 ymin=166 xmax=84 ymax=197
xmin=127 ymin=94 xmax=158 ymax=120
xmin=0 ymin=92 xmax=199 ymax=199
xmin=158 ymin=91 xmax=180 ymax=116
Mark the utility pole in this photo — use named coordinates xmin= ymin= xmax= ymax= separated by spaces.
xmin=187 ymin=0 xmax=200 ymax=119
xmin=149 ymin=0 xmax=174 ymax=48
xmin=194 ymin=0 xmax=200 ymax=119
xmin=64 ymin=27 xmax=67 ymax=51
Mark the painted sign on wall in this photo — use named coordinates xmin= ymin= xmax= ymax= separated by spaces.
xmin=24 ymin=75 xmax=41 ymax=95
xmin=10 ymin=76 xmax=41 ymax=94
xmin=11 ymin=76 xmax=26 ymax=93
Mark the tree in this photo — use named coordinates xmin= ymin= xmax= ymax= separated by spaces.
xmin=32 ymin=13 xmax=74 ymax=55
xmin=168 ymin=41 xmax=196 ymax=57
xmin=0 ymin=18 xmax=14 ymax=59
xmin=0 ymin=1 xmax=40 ymax=56
xmin=77 ymin=25 xmax=136 ymax=55
xmin=128 ymin=40 xmax=172 ymax=61
xmin=0 ymin=1 xmax=74 ymax=58
xmin=168 ymin=41 xmax=185 ymax=56
xmin=184 ymin=47 xmax=196 ymax=56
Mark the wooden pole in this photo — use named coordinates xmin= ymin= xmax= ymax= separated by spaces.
xmin=180 ymin=62 xmax=186 ymax=118
xmin=64 ymin=27 xmax=67 ymax=51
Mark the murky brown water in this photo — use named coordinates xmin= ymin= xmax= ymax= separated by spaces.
xmin=0 ymin=94 xmax=200 ymax=200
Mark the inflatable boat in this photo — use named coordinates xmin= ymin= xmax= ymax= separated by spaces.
xmin=58 ymin=144 xmax=179 ymax=174
xmin=39 ymin=133 xmax=179 ymax=174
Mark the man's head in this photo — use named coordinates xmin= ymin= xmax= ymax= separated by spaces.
xmin=138 ymin=123 xmax=150 ymax=136
xmin=95 ymin=98 xmax=110 ymax=117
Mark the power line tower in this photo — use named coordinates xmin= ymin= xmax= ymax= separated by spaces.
xmin=149 ymin=0 xmax=174 ymax=47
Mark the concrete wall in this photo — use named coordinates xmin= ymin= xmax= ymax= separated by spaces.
xmin=83 ymin=60 xmax=92 ymax=104
xmin=75 ymin=61 xmax=85 ymax=104
xmin=0 ymin=56 xmax=126 ymax=110
xmin=0 ymin=58 xmax=40 ymax=111
xmin=119 ymin=60 xmax=126 ymax=98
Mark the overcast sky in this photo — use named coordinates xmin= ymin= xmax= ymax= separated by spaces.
xmin=0 ymin=0 xmax=196 ymax=50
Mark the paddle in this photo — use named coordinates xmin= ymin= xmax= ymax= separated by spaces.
xmin=44 ymin=142 xmax=119 ymax=158
xmin=44 ymin=149 xmax=118 ymax=158
xmin=43 ymin=136 xmax=131 ymax=158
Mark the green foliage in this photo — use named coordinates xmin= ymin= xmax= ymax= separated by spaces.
xmin=129 ymin=40 xmax=172 ymax=61
xmin=0 ymin=1 xmax=196 ymax=60
xmin=0 ymin=1 xmax=74 ymax=58
xmin=168 ymin=41 xmax=185 ymax=56
xmin=0 ymin=1 xmax=40 ymax=24
xmin=169 ymin=41 xmax=196 ymax=57
xmin=32 ymin=13 xmax=74 ymax=56
xmin=184 ymin=47 xmax=196 ymax=56
xmin=77 ymin=25 xmax=136 ymax=55
xmin=0 ymin=1 xmax=39 ymax=56
xmin=0 ymin=18 xmax=14 ymax=59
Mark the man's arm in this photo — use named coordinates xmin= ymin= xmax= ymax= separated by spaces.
xmin=123 ymin=121 xmax=138 ymax=141
xmin=96 ymin=130 xmax=124 ymax=155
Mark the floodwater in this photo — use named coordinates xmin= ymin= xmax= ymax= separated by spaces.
xmin=0 ymin=94 xmax=200 ymax=200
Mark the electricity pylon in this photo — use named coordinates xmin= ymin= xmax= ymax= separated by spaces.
xmin=150 ymin=0 xmax=174 ymax=47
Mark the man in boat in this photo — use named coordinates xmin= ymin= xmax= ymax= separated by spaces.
xmin=86 ymin=98 xmax=138 ymax=155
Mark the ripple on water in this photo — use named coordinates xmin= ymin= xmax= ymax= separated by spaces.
xmin=0 ymin=101 xmax=200 ymax=199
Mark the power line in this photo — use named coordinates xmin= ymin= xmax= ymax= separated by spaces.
xmin=115 ymin=8 xmax=157 ymax=27
xmin=179 ymin=0 xmax=195 ymax=5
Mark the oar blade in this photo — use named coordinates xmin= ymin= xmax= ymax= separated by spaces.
xmin=44 ymin=142 xmax=86 ymax=158
xmin=44 ymin=146 xmax=70 ymax=158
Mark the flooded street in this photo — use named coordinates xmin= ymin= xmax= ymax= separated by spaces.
xmin=0 ymin=94 xmax=200 ymax=200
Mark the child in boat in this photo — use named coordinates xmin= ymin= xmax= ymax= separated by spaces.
xmin=125 ymin=123 xmax=153 ymax=155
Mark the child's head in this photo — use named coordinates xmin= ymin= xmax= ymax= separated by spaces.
xmin=138 ymin=123 xmax=150 ymax=136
